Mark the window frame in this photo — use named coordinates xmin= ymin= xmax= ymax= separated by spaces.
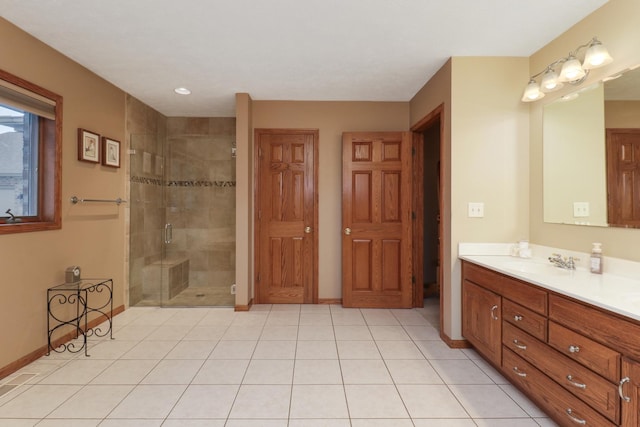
xmin=0 ymin=69 xmax=62 ymax=234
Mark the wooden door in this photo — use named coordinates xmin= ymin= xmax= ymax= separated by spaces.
xmin=622 ymin=357 xmax=640 ymax=426
xmin=255 ymin=129 xmax=318 ymax=304
xmin=342 ymin=132 xmax=412 ymax=308
xmin=606 ymin=128 xmax=640 ymax=227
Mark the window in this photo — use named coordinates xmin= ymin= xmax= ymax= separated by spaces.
xmin=0 ymin=69 xmax=62 ymax=234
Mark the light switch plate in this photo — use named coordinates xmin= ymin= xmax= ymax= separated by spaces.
xmin=468 ymin=202 xmax=484 ymax=218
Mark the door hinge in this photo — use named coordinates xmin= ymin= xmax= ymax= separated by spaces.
xmin=257 ymin=273 xmax=261 ymax=282
xmin=412 ymin=211 xmax=416 ymax=220
xmin=412 ymin=147 xmax=416 ymax=156
xmin=412 ymin=276 xmax=416 ymax=285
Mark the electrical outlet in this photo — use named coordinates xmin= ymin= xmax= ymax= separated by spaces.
xmin=468 ymin=202 xmax=484 ymax=218
xmin=230 ymin=284 xmax=236 ymax=295
xmin=573 ymin=202 xmax=590 ymax=217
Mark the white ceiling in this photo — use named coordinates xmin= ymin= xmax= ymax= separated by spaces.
xmin=1 ymin=0 xmax=609 ymax=117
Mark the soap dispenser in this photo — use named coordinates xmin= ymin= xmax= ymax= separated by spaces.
xmin=590 ymin=243 xmax=603 ymax=274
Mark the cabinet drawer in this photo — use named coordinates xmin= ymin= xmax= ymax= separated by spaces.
xmin=503 ymin=322 xmax=619 ymax=423
xmin=503 ymin=348 xmax=617 ymax=427
xmin=503 ymin=299 xmax=547 ymax=341
xmin=548 ymin=320 xmax=620 ymax=383
xmin=463 ymin=262 xmax=547 ymax=315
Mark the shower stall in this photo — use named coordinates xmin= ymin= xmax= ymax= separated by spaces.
xmin=128 ymin=116 xmax=236 ymax=307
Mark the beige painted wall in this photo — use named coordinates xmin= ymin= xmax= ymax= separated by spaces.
xmin=605 ymin=100 xmax=640 ymax=127
xmin=245 ymin=101 xmax=410 ymax=301
xmin=410 ymin=57 xmax=530 ymax=340
xmin=529 ymin=0 xmax=640 ymax=260
xmin=0 ymin=18 xmax=126 ymax=371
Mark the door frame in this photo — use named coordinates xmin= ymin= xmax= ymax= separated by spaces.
xmin=411 ymin=104 xmax=444 ymax=315
xmin=253 ymin=128 xmax=319 ymax=304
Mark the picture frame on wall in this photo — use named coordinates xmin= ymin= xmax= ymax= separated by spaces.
xmin=78 ymin=128 xmax=100 ymax=163
xmin=101 ymin=137 xmax=121 ymax=168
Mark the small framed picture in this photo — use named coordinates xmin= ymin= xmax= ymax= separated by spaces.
xmin=101 ymin=137 xmax=121 ymax=168
xmin=78 ymin=128 xmax=100 ymax=163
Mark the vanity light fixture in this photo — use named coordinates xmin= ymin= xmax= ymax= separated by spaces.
xmin=174 ymin=87 xmax=191 ymax=95
xmin=521 ymin=37 xmax=613 ymax=102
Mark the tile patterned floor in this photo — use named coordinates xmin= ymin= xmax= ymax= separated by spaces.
xmin=0 ymin=301 xmax=559 ymax=426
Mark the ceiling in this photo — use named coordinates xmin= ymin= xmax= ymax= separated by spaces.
xmin=1 ymin=0 xmax=609 ymax=117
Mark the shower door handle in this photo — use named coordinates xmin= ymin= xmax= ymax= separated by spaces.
xmin=164 ymin=223 xmax=173 ymax=244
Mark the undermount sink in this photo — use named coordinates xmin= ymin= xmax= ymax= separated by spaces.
xmin=501 ymin=261 xmax=572 ymax=276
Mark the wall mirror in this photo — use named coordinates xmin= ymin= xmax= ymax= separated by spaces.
xmin=543 ymin=66 xmax=640 ymax=227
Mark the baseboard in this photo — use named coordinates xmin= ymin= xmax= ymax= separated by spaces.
xmin=439 ymin=331 xmax=471 ymax=349
xmin=235 ymin=299 xmax=253 ymax=311
xmin=318 ymin=298 xmax=342 ymax=305
xmin=0 ymin=305 xmax=125 ymax=381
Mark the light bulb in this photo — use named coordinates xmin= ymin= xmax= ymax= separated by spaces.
xmin=559 ymin=56 xmax=586 ymax=82
xmin=540 ymin=69 xmax=563 ymax=92
xmin=521 ymin=80 xmax=544 ymax=102
xmin=583 ymin=39 xmax=613 ymax=69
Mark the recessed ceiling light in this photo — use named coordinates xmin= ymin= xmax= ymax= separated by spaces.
xmin=174 ymin=87 xmax=191 ymax=95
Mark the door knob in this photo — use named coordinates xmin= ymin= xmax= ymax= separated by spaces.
xmin=304 ymin=226 xmax=312 ymax=234
xmin=344 ymin=227 xmax=351 ymax=235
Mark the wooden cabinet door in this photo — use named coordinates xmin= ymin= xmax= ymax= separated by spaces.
xmin=622 ymin=357 xmax=640 ymax=426
xmin=341 ymin=132 xmax=412 ymax=308
xmin=255 ymin=129 xmax=318 ymax=304
xmin=462 ymin=279 xmax=501 ymax=366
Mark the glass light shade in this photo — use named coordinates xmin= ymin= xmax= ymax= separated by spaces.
xmin=540 ymin=69 xmax=563 ymax=92
xmin=521 ymin=80 xmax=544 ymax=102
xmin=583 ymin=40 xmax=613 ymax=69
xmin=559 ymin=56 xmax=586 ymax=82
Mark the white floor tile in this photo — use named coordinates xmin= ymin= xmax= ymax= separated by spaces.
xmin=333 ymin=326 xmax=373 ymax=341
xmin=297 ymin=325 xmax=334 ymax=340
xmin=289 ymin=420 xmax=349 ymax=427
xmin=208 ymin=340 xmax=257 ymax=359
xmin=429 ymin=359 xmax=494 ymax=384
xmin=253 ymin=340 xmax=297 ymax=359
xmin=162 ymin=420 xmax=225 ymax=427
xmin=36 ymin=420 xmax=101 ymax=426
xmin=500 ymin=384 xmax=548 ymax=418
xmin=144 ymin=324 xmax=192 ymax=341
xmin=0 ymin=420 xmax=38 ymax=427
xmin=336 ymin=341 xmax=380 ymax=359
xmin=397 ymin=384 xmax=468 ymax=418
xmin=164 ymin=340 xmax=217 ymax=359
xmin=361 ymin=309 xmax=400 ymax=326
xmin=97 ymin=419 xmax=162 ymax=426
xmin=403 ymin=325 xmax=441 ymax=340
xmin=414 ymin=340 xmax=468 ymax=359
xmin=351 ymin=420 xmax=414 ymax=427
xmin=140 ymin=359 xmax=204 ymax=384
xmin=120 ymin=340 xmax=177 ymax=359
xmin=191 ymin=359 xmax=249 ymax=384
xmin=299 ymin=313 xmax=332 ymax=326
xmin=225 ymin=420 xmax=287 ymax=427
xmin=167 ymin=384 xmax=238 ymax=418
xmin=376 ymin=340 xmax=424 ymax=359
xmin=369 ymin=326 xmax=410 ymax=340
xmin=340 ymin=359 xmax=392 ymax=384
xmin=260 ymin=325 xmax=299 ymax=340
xmin=0 ymin=384 xmax=81 ymax=418
xmin=449 ymin=384 xmax=529 ymax=418
xmin=385 ymin=359 xmax=443 ymax=384
xmin=85 ymin=340 xmax=138 ymax=359
xmin=293 ymin=359 xmax=342 ymax=384
xmin=243 ymin=360 xmax=294 ymax=384
xmin=89 ymin=360 xmax=159 ymax=384
xmin=295 ymin=340 xmax=338 ymax=359
xmin=47 ymin=385 xmax=133 ymax=418
xmin=290 ymin=384 xmax=349 ymax=418
xmin=330 ymin=312 xmax=366 ymax=326
xmin=107 ymin=384 xmax=186 ymax=418
xmin=229 ymin=385 xmax=291 ymax=419
xmin=182 ymin=325 xmax=228 ymax=341
xmin=344 ymin=385 xmax=409 ymax=418
xmin=222 ymin=326 xmax=263 ymax=341
xmin=38 ymin=359 xmax=113 ymax=385
xmin=412 ymin=420 xmax=476 ymax=427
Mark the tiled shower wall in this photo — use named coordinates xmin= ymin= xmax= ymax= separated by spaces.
xmin=165 ymin=117 xmax=236 ymax=291
xmin=126 ymin=95 xmax=167 ymax=306
xmin=126 ymin=95 xmax=236 ymax=306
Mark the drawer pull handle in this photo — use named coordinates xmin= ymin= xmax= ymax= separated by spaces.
xmin=513 ymin=367 xmax=527 ymax=377
xmin=566 ymin=375 xmax=587 ymax=390
xmin=513 ymin=339 xmax=527 ymax=350
xmin=490 ymin=305 xmax=499 ymax=320
xmin=619 ymin=377 xmax=631 ymax=402
xmin=514 ymin=315 xmax=523 ymax=321
xmin=568 ymin=345 xmax=580 ymax=353
xmin=565 ymin=409 xmax=586 ymax=425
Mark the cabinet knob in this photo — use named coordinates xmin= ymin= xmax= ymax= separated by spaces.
xmin=513 ymin=339 xmax=527 ymax=350
xmin=568 ymin=345 xmax=580 ymax=353
xmin=566 ymin=375 xmax=587 ymax=390
xmin=514 ymin=315 xmax=523 ymax=321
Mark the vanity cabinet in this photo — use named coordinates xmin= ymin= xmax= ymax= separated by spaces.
xmin=461 ymin=260 xmax=640 ymax=427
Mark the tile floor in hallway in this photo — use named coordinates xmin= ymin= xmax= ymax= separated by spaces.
xmin=0 ymin=301 xmax=559 ymax=426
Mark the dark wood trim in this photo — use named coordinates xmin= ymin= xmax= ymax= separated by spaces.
xmin=412 ymin=132 xmax=424 ymax=307
xmin=235 ymin=299 xmax=253 ymax=311
xmin=411 ymin=103 xmax=444 ymax=132
xmin=318 ymin=298 xmax=342 ymax=305
xmin=0 ymin=305 xmax=124 ymax=380
xmin=440 ymin=331 xmax=471 ymax=349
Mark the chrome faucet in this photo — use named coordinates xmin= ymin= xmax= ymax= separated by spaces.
xmin=548 ymin=253 xmax=578 ymax=270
